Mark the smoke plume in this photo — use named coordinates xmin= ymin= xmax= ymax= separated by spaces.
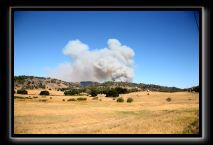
xmin=48 ymin=39 xmax=135 ymax=82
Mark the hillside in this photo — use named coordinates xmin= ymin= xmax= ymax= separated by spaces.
xmin=14 ymin=75 xmax=80 ymax=90
xmin=14 ymin=75 xmax=184 ymax=92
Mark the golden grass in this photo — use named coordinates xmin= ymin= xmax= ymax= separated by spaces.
xmin=14 ymin=91 xmax=199 ymax=134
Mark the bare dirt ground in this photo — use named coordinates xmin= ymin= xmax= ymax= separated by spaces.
xmin=14 ymin=91 xmax=199 ymax=134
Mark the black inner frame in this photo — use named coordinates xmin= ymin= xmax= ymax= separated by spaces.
xmin=10 ymin=7 xmax=202 ymax=138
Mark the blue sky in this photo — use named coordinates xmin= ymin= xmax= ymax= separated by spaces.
xmin=14 ymin=11 xmax=199 ymax=88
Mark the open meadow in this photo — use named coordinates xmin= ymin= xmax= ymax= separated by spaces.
xmin=14 ymin=90 xmax=199 ymax=134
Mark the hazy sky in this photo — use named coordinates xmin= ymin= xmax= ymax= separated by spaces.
xmin=14 ymin=11 xmax=199 ymax=88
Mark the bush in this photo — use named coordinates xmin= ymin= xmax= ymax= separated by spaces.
xmin=39 ymin=99 xmax=48 ymax=102
xmin=166 ymin=97 xmax=171 ymax=102
xmin=62 ymin=99 xmax=65 ymax=101
xmin=77 ymin=97 xmax=87 ymax=101
xmin=50 ymin=97 xmax=52 ymax=99
xmin=40 ymin=91 xmax=49 ymax=95
xmin=67 ymin=98 xmax=76 ymax=101
xmin=27 ymin=96 xmax=32 ymax=99
xmin=127 ymin=97 xmax=133 ymax=103
xmin=117 ymin=97 xmax=124 ymax=103
xmin=17 ymin=89 xmax=28 ymax=94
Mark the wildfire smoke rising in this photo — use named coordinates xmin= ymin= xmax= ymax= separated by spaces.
xmin=48 ymin=39 xmax=135 ymax=82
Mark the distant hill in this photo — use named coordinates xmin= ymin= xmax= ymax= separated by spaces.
xmin=99 ymin=81 xmax=183 ymax=92
xmin=14 ymin=75 xmax=185 ymax=92
xmin=14 ymin=75 xmax=80 ymax=90
xmin=80 ymin=81 xmax=99 ymax=87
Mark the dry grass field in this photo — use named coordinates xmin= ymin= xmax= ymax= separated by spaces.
xmin=14 ymin=90 xmax=199 ymax=134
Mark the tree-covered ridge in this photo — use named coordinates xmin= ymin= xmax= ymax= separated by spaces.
xmin=183 ymin=86 xmax=199 ymax=92
xmin=14 ymin=75 xmax=198 ymax=93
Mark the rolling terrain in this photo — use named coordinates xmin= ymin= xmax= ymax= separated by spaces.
xmin=14 ymin=90 xmax=199 ymax=134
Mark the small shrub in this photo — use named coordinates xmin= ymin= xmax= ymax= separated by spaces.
xmin=113 ymin=98 xmax=116 ymax=100
xmin=117 ymin=97 xmax=124 ymax=103
xmin=99 ymin=99 xmax=102 ymax=101
xmin=147 ymin=93 xmax=149 ymax=95
xmin=26 ymin=96 xmax=32 ymax=99
xmin=40 ymin=91 xmax=49 ymax=95
xmin=14 ymin=96 xmax=24 ymax=99
xmin=62 ymin=99 xmax=65 ymax=101
xmin=33 ymin=96 xmax=38 ymax=98
xmin=39 ymin=99 xmax=48 ymax=102
xmin=77 ymin=97 xmax=87 ymax=101
xmin=67 ymin=98 xmax=76 ymax=101
xmin=127 ymin=97 xmax=133 ymax=103
xmin=166 ymin=97 xmax=172 ymax=102
xmin=92 ymin=97 xmax=99 ymax=100
xmin=17 ymin=89 xmax=28 ymax=94
xmin=50 ymin=97 xmax=52 ymax=99
xmin=49 ymin=88 xmax=51 ymax=90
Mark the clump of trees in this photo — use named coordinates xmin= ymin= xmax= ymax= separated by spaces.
xmin=58 ymin=88 xmax=69 ymax=92
xmin=191 ymin=86 xmax=199 ymax=92
xmin=64 ymin=89 xmax=80 ymax=96
xmin=115 ymin=87 xmax=128 ymax=94
xmin=105 ymin=87 xmax=127 ymax=97
xmin=17 ymin=89 xmax=28 ymax=94
xmin=105 ymin=89 xmax=119 ymax=97
xmin=90 ymin=89 xmax=97 ymax=97
xmin=14 ymin=76 xmax=28 ymax=84
xmin=63 ymin=87 xmax=128 ymax=98
xmin=40 ymin=91 xmax=49 ymax=95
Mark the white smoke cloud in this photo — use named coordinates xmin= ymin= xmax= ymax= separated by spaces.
xmin=48 ymin=39 xmax=135 ymax=82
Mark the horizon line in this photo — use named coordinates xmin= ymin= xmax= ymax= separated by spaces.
xmin=14 ymin=74 xmax=198 ymax=89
